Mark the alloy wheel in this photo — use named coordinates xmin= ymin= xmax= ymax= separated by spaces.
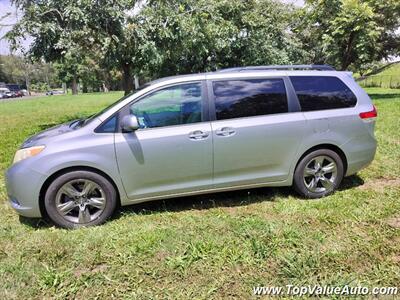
xmin=55 ymin=179 xmax=106 ymax=224
xmin=303 ymin=155 xmax=338 ymax=193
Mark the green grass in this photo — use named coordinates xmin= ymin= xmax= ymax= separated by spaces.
xmin=359 ymin=62 xmax=400 ymax=89
xmin=0 ymin=89 xmax=399 ymax=299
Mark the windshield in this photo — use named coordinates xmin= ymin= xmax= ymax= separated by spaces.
xmin=72 ymin=84 xmax=151 ymax=129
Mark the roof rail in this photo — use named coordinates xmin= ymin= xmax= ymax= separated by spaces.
xmin=217 ymin=64 xmax=335 ymax=72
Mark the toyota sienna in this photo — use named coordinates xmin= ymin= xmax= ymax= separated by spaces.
xmin=5 ymin=65 xmax=377 ymax=228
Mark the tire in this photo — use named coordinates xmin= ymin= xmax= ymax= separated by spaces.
xmin=293 ymin=149 xmax=344 ymax=199
xmin=44 ymin=171 xmax=117 ymax=229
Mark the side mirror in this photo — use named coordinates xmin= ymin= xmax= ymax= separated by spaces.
xmin=121 ymin=115 xmax=140 ymax=132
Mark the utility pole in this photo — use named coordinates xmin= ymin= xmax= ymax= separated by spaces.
xmin=23 ymin=61 xmax=31 ymax=95
xmin=134 ymin=75 xmax=140 ymax=89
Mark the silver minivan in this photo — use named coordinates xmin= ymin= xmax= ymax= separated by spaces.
xmin=5 ymin=65 xmax=377 ymax=228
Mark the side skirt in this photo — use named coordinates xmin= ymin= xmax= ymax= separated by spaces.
xmin=121 ymin=178 xmax=292 ymax=206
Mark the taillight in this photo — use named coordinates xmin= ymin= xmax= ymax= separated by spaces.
xmin=359 ymin=105 xmax=377 ymax=119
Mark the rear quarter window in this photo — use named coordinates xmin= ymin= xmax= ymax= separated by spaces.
xmin=290 ymin=76 xmax=357 ymax=111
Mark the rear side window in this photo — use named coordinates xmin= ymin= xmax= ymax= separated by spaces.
xmin=290 ymin=76 xmax=357 ymax=111
xmin=212 ymin=78 xmax=288 ymax=120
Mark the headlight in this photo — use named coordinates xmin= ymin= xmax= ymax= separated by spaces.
xmin=13 ymin=145 xmax=45 ymax=164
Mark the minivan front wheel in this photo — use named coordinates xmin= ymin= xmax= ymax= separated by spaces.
xmin=44 ymin=171 xmax=117 ymax=228
xmin=293 ymin=149 xmax=344 ymax=198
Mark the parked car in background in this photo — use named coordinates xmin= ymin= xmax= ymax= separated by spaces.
xmin=3 ymin=84 xmax=24 ymax=98
xmin=14 ymin=91 xmax=23 ymax=97
xmin=7 ymin=91 xmax=23 ymax=98
xmin=0 ymin=87 xmax=11 ymax=98
xmin=46 ymin=90 xmax=64 ymax=96
xmin=6 ymin=91 xmax=14 ymax=98
xmin=20 ymin=89 xmax=29 ymax=96
xmin=6 ymin=84 xmax=22 ymax=96
xmin=6 ymin=65 xmax=377 ymax=228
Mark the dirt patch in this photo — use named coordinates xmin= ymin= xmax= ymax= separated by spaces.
xmin=220 ymin=206 xmax=240 ymax=216
xmin=386 ymin=216 xmax=400 ymax=229
xmin=154 ymin=250 xmax=169 ymax=262
xmin=358 ymin=178 xmax=400 ymax=193
xmin=91 ymin=264 xmax=108 ymax=273
xmin=392 ymin=255 xmax=400 ymax=264
xmin=74 ymin=264 xmax=108 ymax=277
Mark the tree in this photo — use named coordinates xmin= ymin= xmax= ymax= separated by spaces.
xmin=7 ymin=1 xmax=87 ymax=94
xmin=7 ymin=0 xmax=311 ymax=94
xmin=295 ymin=0 xmax=400 ymax=70
xmin=7 ymin=0 xmax=147 ymax=95
xmin=322 ymin=0 xmax=381 ymax=70
xmin=369 ymin=0 xmax=400 ymax=59
xmin=0 ymin=55 xmax=58 ymax=93
xmin=141 ymin=0 xmax=307 ymax=77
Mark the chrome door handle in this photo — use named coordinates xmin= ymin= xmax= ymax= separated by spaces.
xmin=215 ymin=127 xmax=236 ymax=137
xmin=189 ymin=130 xmax=209 ymax=140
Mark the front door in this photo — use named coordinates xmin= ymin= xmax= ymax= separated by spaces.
xmin=115 ymin=81 xmax=213 ymax=200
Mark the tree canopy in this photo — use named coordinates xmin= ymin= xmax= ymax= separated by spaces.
xmin=4 ymin=0 xmax=400 ymax=94
xmin=295 ymin=0 xmax=400 ymax=71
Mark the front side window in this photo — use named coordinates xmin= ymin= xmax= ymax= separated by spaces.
xmin=290 ymin=76 xmax=357 ymax=111
xmin=130 ymin=82 xmax=203 ymax=128
xmin=95 ymin=115 xmax=117 ymax=133
xmin=212 ymin=79 xmax=288 ymax=120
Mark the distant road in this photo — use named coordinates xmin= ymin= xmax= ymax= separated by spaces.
xmin=0 ymin=94 xmax=46 ymax=103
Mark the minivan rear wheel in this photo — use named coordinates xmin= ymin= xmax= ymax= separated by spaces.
xmin=293 ymin=149 xmax=344 ymax=198
xmin=44 ymin=171 xmax=117 ymax=229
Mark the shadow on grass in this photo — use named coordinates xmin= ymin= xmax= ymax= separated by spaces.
xmin=120 ymin=186 xmax=290 ymax=216
xmin=19 ymin=175 xmax=364 ymax=229
xmin=19 ymin=216 xmax=53 ymax=229
xmin=339 ymin=175 xmax=364 ymax=191
xmin=119 ymin=174 xmax=365 ymax=216
xmin=368 ymin=93 xmax=400 ymax=100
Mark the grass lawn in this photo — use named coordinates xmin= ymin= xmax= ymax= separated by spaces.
xmin=0 ymin=88 xmax=399 ymax=299
xmin=359 ymin=62 xmax=400 ymax=89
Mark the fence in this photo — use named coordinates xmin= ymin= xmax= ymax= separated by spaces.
xmin=358 ymin=75 xmax=400 ymax=89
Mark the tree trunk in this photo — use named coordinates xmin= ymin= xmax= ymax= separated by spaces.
xmin=25 ymin=74 xmax=31 ymax=96
xmin=71 ymin=75 xmax=78 ymax=95
xmin=102 ymin=70 xmax=111 ymax=92
xmin=102 ymin=82 xmax=109 ymax=93
xmin=122 ymin=63 xmax=134 ymax=95
xmin=134 ymin=75 xmax=140 ymax=90
xmin=341 ymin=32 xmax=355 ymax=71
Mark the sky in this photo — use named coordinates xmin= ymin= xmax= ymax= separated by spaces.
xmin=0 ymin=0 xmax=29 ymax=55
xmin=0 ymin=0 xmax=15 ymax=54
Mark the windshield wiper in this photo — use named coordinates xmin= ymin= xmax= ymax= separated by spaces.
xmin=70 ymin=114 xmax=95 ymax=129
xmin=69 ymin=118 xmax=85 ymax=129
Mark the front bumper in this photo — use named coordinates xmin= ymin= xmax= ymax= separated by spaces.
xmin=5 ymin=162 xmax=46 ymax=218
